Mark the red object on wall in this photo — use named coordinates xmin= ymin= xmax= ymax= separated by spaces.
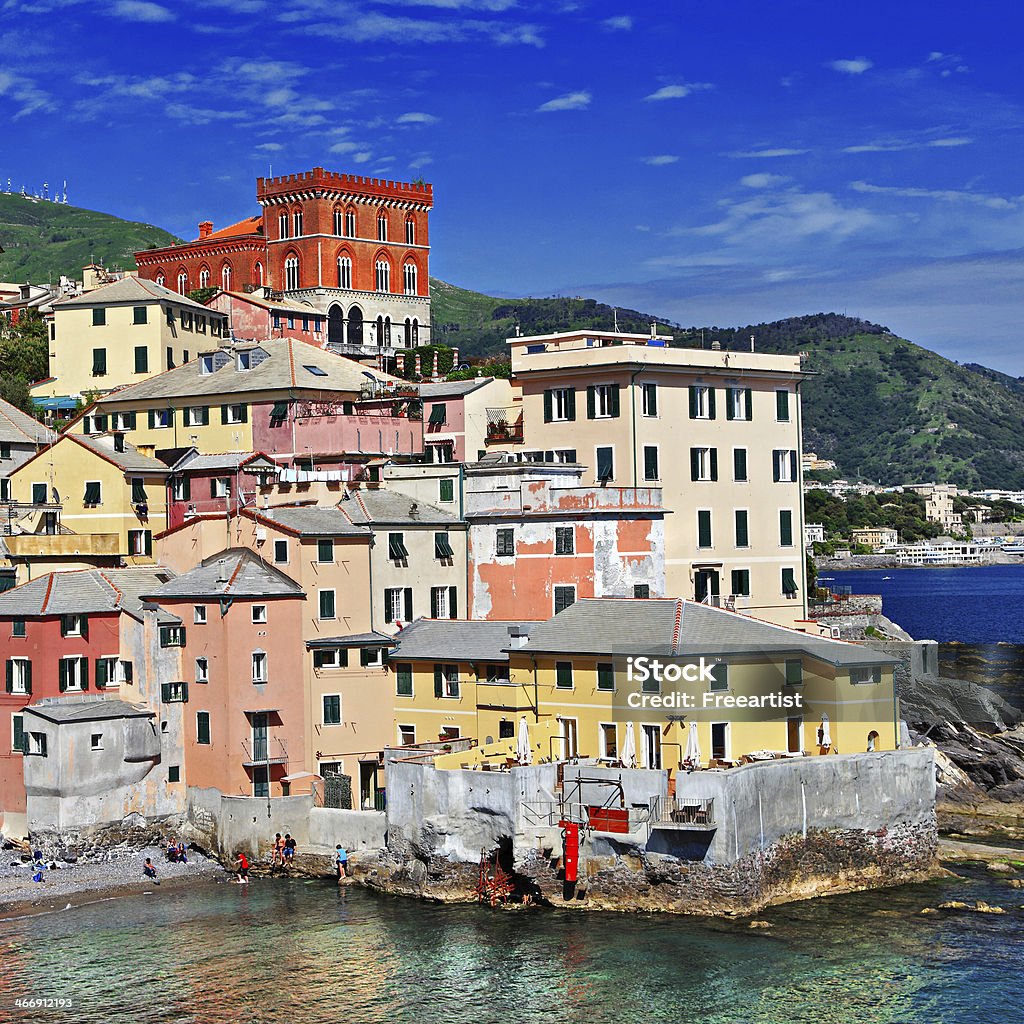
xmin=562 ymin=823 xmax=579 ymax=883
xmin=587 ymin=806 xmax=629 ymax=833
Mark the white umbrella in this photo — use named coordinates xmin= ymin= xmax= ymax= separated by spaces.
xmin=621 ymin=722 xmax=637 ymax=769
xmin=684 ymin=721 xmax=702 ymax=769
xmin=516 ymin=716 xmax=532 ymax=765
xmin=818 ymin=714 xmax=832 ymax=749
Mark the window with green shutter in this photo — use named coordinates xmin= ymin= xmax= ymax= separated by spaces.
xmin=92 ymin=348 xmax=107 ymax=375
xmin=428 ymin=403 xmax=447 ymax=425
xmin=782 ymin=568 xmax=798 ymax=595
xmin=785 ymin=659 xmax=803 ymax=685
xmin=317 ymin=539 xmax=334 ymax=563
xmin=776 ymin=389 xmax=790 ymax=421
xmin=730 ymin=569 xmax=750 ymax=597
xmin=32 ymin=483 xmax=47 ymax=505
xmin=395 ymin=663 xmax=413 ymax=696
xmin=319 ymin=590 xmax=336 ymax=619
xmin=641 ymin=382 xmax=657 ymax=417
xmin=597 ymin=662 xmax=615 ymax=691
xmin=735 ymin=510 xmax=749 ymax=547
xmin=133 ymin=306 xmax=148 ymax=325
xmin=643 ymin=445 xmax=659 ymax=481
xmin=697 ymin=510 xmax=712 ymax=549
xmin=131 ymin=479 xmax=148 ymax=504
xmin=270 ymin=400 xmax=289 ymax=423
xmin=322 ymin=695 xmax=341 ymax=725
xmin=779 ymin=509 xmax=794 ymax=547
xmin=596 ymin=446 xmax=614 ymax=481
xmin=733 ymin=448 xmax=748 ymax=481
xmin=554 ymin=586 xmax=576 ymax=613
xmin=438 ymin=478 xmax=454 ymax=503
xmin=83 ymin=481 xmax=101 ymax=505
xmin=709 ymin=662 xmax=728 ymax=691
xmin=13 ymin=714 xmax=25 ymax=753
xmin=388 ymin=533 xmax=409 ymax=561
xmin=197 ymin=712 xmax=211 ymax=744
xmin=134 ymin=346 xmax=148 ymax=373
xmin=92 ymin=308 xmax=106 ymax=327
xmin=434 ymin=532 xmax=454 ymax=559
xmin=556 ymin=661 xmax=573 ymax=689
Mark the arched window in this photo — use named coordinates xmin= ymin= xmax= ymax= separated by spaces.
xmin=405 ymin=217 xmax=415 ymax=245
xmin=333 ymin=208 xmax=343 ymax=236
xmin=375 ymin=259 xmax=391 ymax=292
xmin=198 ymin=266 xmax=210 ymax=289
xmin=177 ymin=270 xmax=188 ymax=294
xmin=403 ymin=261 xmax=418 ymax=295
xmin=284 ymin=255 xmax=300 ymax=291
xmin=278 ymin=212 xmax=289 ymax=239
xmin=221 ymin=263 xmax=232 ymax=291
xmin=254 ymin=261 xmax=264 ymax=286
xmin=412 ymin=318 xmax=419 ymax=345
xmin=376 ymin=316 xmax=384 ymax=346
xmin=377 ymin=212 xmax=388 ymax=241
xmin=404 ymin=317 xmax=412 ymax=345
xmin=337 ymin=255 xmax=352 ymax=290
xmin=292 ymin=208 xmax=303 ymax=236
xmin=156 ymin=272 xmax=165 ymax=287
xmin=344 ymin=207 xmax=356 ymax=238
xmin=384 ymin=316 xmax=392 ymax=345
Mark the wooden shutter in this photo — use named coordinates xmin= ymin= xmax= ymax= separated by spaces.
xmin=221 ymin=405 xmax=229 ymax=424
xmin=709 ymin=448 xmax=718 ymax=481
xmin=403 ymin=588 xmax=413 ymax=622
xmin=735 ymin=511 xmax=749 ymax=547
xmin=25 ymin=660 xmax=32 ymax=694
xmin=690 ymin=448 xmax=700 ymax=481
xmin=4 ymin=660 xmax=11 ymax=693
xmin=744 ymin=388 xmax=753 ymax=420
xmin=144 ymin=532 xmax=153 ymax=557
xmin=565 ymin=388 xmax=576 ymax=421
xmin=434 ymin=665 xmax=443 ymax=698
xmin=789 ymin=450 xmax=798 ymax=481
xmin=708 ymin=387 xmax=716 ymax=420
xmin=772 ymin=451 xmax=781 ymax=482
xmin=726 ymin=389 xmax=736 ymax=421
xmin=58 ymin=659 xmax=68 ymax=692
xmin=430 ymin=588 xmax=439 ymax=619
xmin=609 ymin=384 xmax=620 ymax=418
xmin=210 ymin=479 xmax=218 ymax=499
xmin=81 ymin=658 xmax=89 ymax=690
xmin=688 ymin=386 xmax=698 ymax=418
xmin=449 ymin=586 xmax=458 ymax=619
xmin=148 ymin=409 xmax=156 ymax=429
xmin=543 ymin=390 xmax=553 ymax=423
xmin=384 ymin=593 xmax=394 ymax=624
xmin=586 ymin=386 xmax=596 ymax=419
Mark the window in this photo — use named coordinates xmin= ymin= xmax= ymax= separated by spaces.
xmin=211 ymin=477 xmax=231 ymax=498
xmin=733 ymin=448 xmax=748 ymax=482
xmin=398 ymin=724 xmax=416 ymax=746
xmin=734 ymin=510 xmax=750 ymax=548
xmin=31 ymin=483 xmax=47 ymax=505
xmin=313 ymin=648 xmax=348 ymax=669
xmin=90 ymin=732 xmax=103 ymax=751
xmin=168 ymin=766 xmax=181 ymax=783
xmin=11 ymin=619 xmax=25 ymax=638
xmin=433 ymin=664 xmax=459 ymax=698
xmin=556 ymin=662 xmax=574 ymax=689
xmin=543 ymin=387 xmax=576 ymax=422
xmin=434 ymin=532 xmax=455 ymax=560
xmin=177 ymin=271 xmax=188 ymax=294
xmin=377 ymin=213 xmax=388 ymax=241
xmin=596 ymin=446 xmax=614 ymax=481
xmin=252 ymin=651 xmax=267 ymax=683
xmin=438 ymin=478 xmax=454 ymax=503
xmin=600 ymin=723 xmax=618 ymax=759
xmin=236 ymin=351 xmax=252 ymax=371
xmin=195 ymin=657 xmax=209 ymax=683
xmin=319 ymin=590 xmax=336 ymax=620
xmin=345 ymin=208 xmax=356 ymax=237
xmin=375 ymin=259 xmax=391 ymax=292
xmin=779 ymin=509 xmax=794 ymax=547
xmin=730 ymin=569 xmax=751 ymax=597
xmin=384 ymin=587 xmax=413 ymax=624
xmin=697 ymin=510 xmax=713 ymax=549
xmin=197 ymin=712 xmax=211 ymax=745
xmin=322 ymin=694 xmax=342 ymax=725
xmin=316 ymin=538 xmax=334 ymax=564
xmin=279 ymin=213 xmax=289 ymax=238
xmin=252 ymin=605 xmax=267 ymax=624
xmin=149 ymin=407 xmax=172 ymax=429
xmin=199 ymin=267 xmax=210 ymax=288
xmin=181 ymin=311 xmax=193 ymax=331
xmin=496 ymin=528 xmax=515 ymax=557
xmin=0 ymin=443 xmax=9 ymax=460
xmin=131 ymin=479 xmax=148 ymax=505
xmin=6 ymin=658 xmax=31 ymax=695
xmin=689 ymin=384 xmax=715 ymax=419
xmin=0 ymin=479 xmax=8 ymax=502
xmin=641 ymin=382 xmax=658 ymax=417
xmin=486 ymin=665 xmax=511 ymax=683
xmin=130 ymin=305 xmax=147 ymax=325
xmin=403 ymin=262 xmax=418 ymax=295
xmin=172 ymin=477 xmax=191 ymax=502
xmin=776 ymin=389 xmax=791 ymax=422
xmin=388 ymin=533 xmax=409 ymax=562
xmin=284 ymin=256 xmax=299 ymax=291
xmin=92 ymin=348 xmax=107 ymax=376
xmin=12 ymin=714 xmax=25 ymax=753
xmin=395 ymin=663 xmax=413 ymax=696
xmin=690 ymin=447 xmax=718 ymax=481
xmin=338 ymin=256 xmax=352 ymax=289
xmin=554 ymin=526 xmax=575 ymax=555
xmin=83 ymin=481 xmax=101 ymax=505
xmin=587 ymin=383 xmax=620 ymax=419
xmin=222 ymin=403 xmax=247 ymax=425
xmin=59 ymin=656 xmax=87 ymax=692
xmin=597 ymin=662 xmax=615 ymax=691
xmin=773 ymin=450 xmax=798 ymax=483
xmin=633 ymin=584 xmax=650 ymax=599
xmin=128 ymin=530 xmax=153 ymax=557
xmin=709 ymin=662 xmax=728 ymax=691
xmin=429 ymin=403 xmax=447 ymax=427
xmin=27 ymin=732 xmax=47 ymax=757
xmin=134 ymin=346 xmax=149 ymax=373
xmin=405 ymin=217 xmax=416 ymax=244
xmin=274 ymin=539 xmax=288 ymax=564
xmin=554 ymin=585 xmax=576 ymax=614
xmin=159 ymin=625 xmax=185 ymax=647
xmin=711 ymin=722 xmax=729 ymax=762
xmin=184 ymin=406 xmax=208 ymax=428
xmin=727 ymin=387 xmax=752 ymax=421
xmin=93 ymin=657 xmax=114 ymax=689
xmin=92 ymin=307 xmax=106 ymax=327
xmin=430 ymin=586 xmax=458 ymax=619
xmin=199 ymin=354 xmax=215 ymax=375
xmin=361 ymin=647 xmax=385 ymax=668
xmin=785 ymin=659 xmax=803 ymax=686
xmin=60 ymin=614 xmax=85 ymax=637
xmin=293 ymin=209 xmax=303 ymax=236
xmin=781 ymin=568 xmax=799 ymax=596
xmin=643 ymin=445 xmax=659 ymax=481
xmin=851 ymin=665 xmax=883 ymax=685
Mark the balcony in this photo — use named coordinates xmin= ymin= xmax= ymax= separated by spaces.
xmin=242 ymin=736 xmax=289 ymax=767
xmin=4 ymin=533 xmax=121 ymax=558
xmin=485 ymin=408 xmax=525 ymax=445
xmin=650 ymin=796 xmax=716 ymax=831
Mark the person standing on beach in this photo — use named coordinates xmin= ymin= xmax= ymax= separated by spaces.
xmin=271 ymin=832 xmax=285 ymax=868
xmin=335 ymin=845 xmax=349 ymax=883
xmin=234 ymin=851 xmax=250 ymax=884
xmin=283 ymin=834 xmax=296 ymax=866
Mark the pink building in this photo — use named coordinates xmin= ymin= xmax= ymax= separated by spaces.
xmin=165 ymin=451 xmax=281 ymax=531
xmin=205 ymin=289 xmax=327 ymax=347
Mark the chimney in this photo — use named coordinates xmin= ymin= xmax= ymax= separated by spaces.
xmin=507 ymin=625 xmax=530 ymax=648
xmin=199 ymin=221 xmax=213 ymax=239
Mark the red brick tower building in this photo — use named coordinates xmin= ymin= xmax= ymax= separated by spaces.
xmin=134 ymin=167 xmax=433 ymax=358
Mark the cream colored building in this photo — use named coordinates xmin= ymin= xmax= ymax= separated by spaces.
xmin=32 ymin=276 xmax=229 ymax=404
xmin=850 ymin=527 xmax=898 ymax=551
xmin=501 ymin=330 xmax=808 ymax=626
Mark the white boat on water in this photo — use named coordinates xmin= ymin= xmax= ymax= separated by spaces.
xmin=1002 ymin=543 xmax=1024 ymax=554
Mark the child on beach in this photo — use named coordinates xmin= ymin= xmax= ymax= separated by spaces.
xmin=283 ymin=834 xmax=296 ymax=864
xmin=271 ymin=832 xmax=285 ymax=868
xmin=234 ymin=851 xmax=250 ymax=883
xmin=143 ymin=858 xmax=160 ymax=884
xmin=335 ymin=845 xmax=348 ymax=882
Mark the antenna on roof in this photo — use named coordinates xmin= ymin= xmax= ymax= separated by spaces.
xmin=613 ymin=308 xmax=620 ymax=333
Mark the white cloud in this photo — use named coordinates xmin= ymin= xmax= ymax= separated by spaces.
xmin=537 ymin=90 xmax=591 ymax=112
xmin=397 ymin=111 xmax=439 ymax=125
xmin=643 ymin=155 xmax=678 ymax=166
xmin=329 ymin=141 xmax=364 ymax=154
xmin=409 ymin=154 xmax=434 ymax=170
xmin=643 ymin=82 xmax=713 ymax=101
xmin=740 ymin=173 xmax=790 ymax=188
xmin=112 ymin=0 xmax=175 ymax=21
xmin=842 ymin=135 xmax=973 ymax=154
xmin=829 ymin=57 xmax=873 ymax=75
xmin=602 ymin=14 xmax=632 ymax=30
xmin=850 ymin=180 xmax=1017 ymax=210
xmin=255 ymin=142 xmax=283 ymax=152
xmin=729 ymin=147 xmax=808 ymax=159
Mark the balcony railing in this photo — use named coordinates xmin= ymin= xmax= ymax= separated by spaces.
xmin=241 ymin=736 xmax=289 ymax=766
xmin=485 ymin=408 xmax=524 ymax=444
xmin=650 ymin=796 xmax=716 ymax=830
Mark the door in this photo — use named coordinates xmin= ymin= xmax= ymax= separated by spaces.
xmin=359 ymin=762 xmax=377 ymax=810
xmin=252 ymin=712 xmax=268 ymax=763
xmin=695 ymin=569 xmax=720 ymax=603
xmin=557 ymin=717 xmax=578 ymax=760
xmin=711 ymin=722 xmax=729 ymax=762
xmin=787 ymin=716 xmax=803 ymax=753
xmin=642 ymin=724 xmax=662 ymax=769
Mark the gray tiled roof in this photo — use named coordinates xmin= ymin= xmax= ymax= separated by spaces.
xmin=0 ymin=398 xmax=53 ymax=445
xmin=341 ymin=488 xmax=461 ymax=526
xmin=147 ymin=548 xmax=304 ymax=599
xmin=172 ymin=451 xmax=279 ymax=473
xmin=393 ymin=618 xmax=539 ymax=662
xmin=0 ymin=567 xmax=175 ymax=620
xmin=91 ymin=338 xmax=406 ymax=404
xmin=71 ymin=433 xmax=171 ymax=473
xmin=419 ymin=378 xmax=493 ymax=399
xmin=518 ymin=598 xmax=896 ymax=667
xmin=25 ymin=698 xmax=154 ymax=723
xmin=52 ymin=275 xmax=218 ymax=313
xmin=254 ymin=506 xmax=369 ymax=538
xmin=306 ymin=631 xmax=396 ymax=649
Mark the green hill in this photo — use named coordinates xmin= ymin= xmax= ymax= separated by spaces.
xmin=0 ymin=193 xmax=180 ymax=283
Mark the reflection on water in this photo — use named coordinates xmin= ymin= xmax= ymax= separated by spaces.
xmin=2 ymin=864 xmax=1023 ymax=1024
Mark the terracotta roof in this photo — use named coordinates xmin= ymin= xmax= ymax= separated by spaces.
xmin=197 ymin=216 xmax=263 ymax=242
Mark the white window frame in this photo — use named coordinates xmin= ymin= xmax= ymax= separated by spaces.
xmin=236 ymin=351 xmax=252 ymax=371
xmin=641 ymin=382 xmax=657 ymax=418
xmin=728 ymin=387 xmax=748 ymax=420
xmin=551 ymin=387 xmax=573 ymax=421
xmin=251 ymin=650 xmax=267 ymax=683
xmin=225 ymin=404 xmax=245 ymax=425
xmin=692 ymin=385 xmax=712 ymax=419
xmin=431 ymin=586 xmax=451 ymax=619
xmin=199 ymin=355 xmax=215 ymax=375
xmin=9 ymin=657 xmax=30 ymax=695
xmin=385 ymin=588 xmax=404 ymax=623
xmin=319 ymin=589 xmax=336 ymax=620
xmin=593 ymin=383 xmax=615 ymax=418
xmin=195 ymin=656 xmax=209 ymax=683
xmin=643 ymin=444 xmax=660 ymax=482
xmin=710 ymin=721 xmax=731 ymax=762
xmin=62 ymin=655 xmax=85 ymax=691
xmin=694 ymin=447 xmax=715 ymax=481
xmin=153 ymin=408 xmax=171 ymax=429
xmin=322 ymin=692 xmax=343 ymax=726
xmin=213 ymin=477 xmax=231 ymax=498
xmin=397 ymin=724 xmax=416 ymax=746
xmin=774 ymin=449 xmax=796 ymax=483
xmin=194 ymin=605 xmax=207 ymax=625
xmin=599 ymin=722 xmax=618 ymax=760
xmin=274 ymin=539 xmax=288 ymax=564
xmin=185 ymin=407 xmax=204 ymax=427
xmin=733 ymin=446 xmax=748 ymax=482
xmin=595 ymin=445 xmax=614 ymax=482
xmin=251 ymin=604 xmax=267 ymax=624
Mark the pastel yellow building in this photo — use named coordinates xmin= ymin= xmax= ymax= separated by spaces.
xmin=32 ymin=276 xmax=229 ymax=404
xmin=388 ymin=599 xmax=899 ymax=775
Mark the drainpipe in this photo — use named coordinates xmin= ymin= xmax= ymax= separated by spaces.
xmin=796 ymin=378 xmax=808 ymax=615
xmin=459 ymin=463 xmax=468 ymax=619
xmin=629 ymin=367 xmax=642 ymax=487
xmin=367 ymin=536 xmax=375 ymax=633
xmin=532 ymin=654 xmax=539 ymax=724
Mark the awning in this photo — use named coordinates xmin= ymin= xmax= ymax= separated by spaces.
xmin=435 ymin=534 xmax=454 ymax=558
xmin=389 ymin=535 xmax=410 ymax=560
xmin=428 ymin=403 xmax=447 ymax=424
xmin=282 ymin=771 xmax=322 ymax=782
xmin=32 ymin=396 xmax=78 ymax=410
xmin=271 ymin=401 xmax=289 ymax=419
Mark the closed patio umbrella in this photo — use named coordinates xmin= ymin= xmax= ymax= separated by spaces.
xmin=516 ymin=716 xmax=532 ymax=765
xmin=622 ymin=721 xmax=637 ymax=769
xmin=818 ymin=714 xmax=832 ymax=749
xmin=684 ymin=721 xmax=702 ymax=769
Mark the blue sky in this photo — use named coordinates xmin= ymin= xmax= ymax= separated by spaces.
xmin=3 ymin=0 xmax=1024 ymax=371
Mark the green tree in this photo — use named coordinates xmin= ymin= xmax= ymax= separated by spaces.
xmin=0 ymin=308 xmax=50 ymax=413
